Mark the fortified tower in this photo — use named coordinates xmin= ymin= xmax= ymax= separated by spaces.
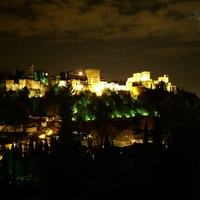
xmin=85 ymin=69 xmax=100 ymax=92
xmin=28 ymin=63 xmax=34 ymax=79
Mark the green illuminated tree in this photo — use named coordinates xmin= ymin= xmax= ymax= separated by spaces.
xmin=74 ymin=90 xmax=97 ymax=121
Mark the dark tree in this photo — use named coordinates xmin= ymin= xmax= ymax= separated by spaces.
xmin=163 ymin=100 xmax=200 ymax=161
xmin=53 ymin=83 xmax=83 ymax=186
xmin=153 ymin=117 xmax=163 ymax=153
xmin=59 ymin=83 xmax=75 ymax=145
xmin=143 ymin=120 xmax=148 ymax=146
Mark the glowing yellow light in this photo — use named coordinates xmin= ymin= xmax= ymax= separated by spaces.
xmin=93 ymin=85 xmax=103 ymax=96
xmin=5 ymin=143 xmax=12 ymax=150
xmin=46 ymin=129 xmax=53 ymax=136
xmin=0 ymin=155 xmax=3 ymax=160
xmin=79 ymin=71 xmax=83 ymax=76
xmin=39 ymin=134 xmax=46 ymax=139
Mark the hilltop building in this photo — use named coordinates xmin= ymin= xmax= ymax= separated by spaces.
xmin=5 ymin=64 xmax=50 ymax=97
xmin=126 ymin=71 xmax=176 ymax=98
xmin=3 ymin=64 xmax=176 ymax=98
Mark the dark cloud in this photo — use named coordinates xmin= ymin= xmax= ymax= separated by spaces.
xmin=0 ymin=0 xmax=200 ymax=97
xmin=0 ymin=0 xmax=199 ymax=42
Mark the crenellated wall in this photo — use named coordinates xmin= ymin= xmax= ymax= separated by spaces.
xmin=4 ymin=69 xmax=176 ymax=98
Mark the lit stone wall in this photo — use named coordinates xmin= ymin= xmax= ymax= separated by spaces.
xmin=132 ymin=71 xmax=151 ymax=82
xmin=126 ymin=71 xmax=175 ymax=97
xmin=6 ymin=80 xmax=14 ymax=90
xmin=126 ymin=77 xmax=134 ymax=90
xmin=70 ymin=79 xmax=84 ymax=92
xmin=133 ymin=73 xmax=141 ymax=82
xmin=141 ymin=71 xmax=150 ymax=81
xmin=27 ymin=79 xmax=41 ymax=90
xmin=35 ymin=81 xmax=42 ymax=89
xmin=158 ymin=74 xmax=169 ymax=83
xmin=85 ymin=69 xmax=102 ymax=95
xmin=166 ymin=82 xmax=172 ymax=91
xmin=105 ymin=82 xmax=127 ymax=91
xmin=26 ymin=79 xmax=46 ymax=97
xmin=142 ymin=80 xmax=153 ymax=89
xmin=3 ymin=69 xmax=176 ymax=98
xmin=40 ymin=84 xmax=45 ymax=94
xmin=5 ymin=79 xmax=46 ymax=97
xmin=127 ymin=77 xmax=134 ymax=82
xmin=58 ymin=80 xmax=67 ymax=87
xmin=6 ymin=80 xmax=18 ymax=91
xmin=19 ymin=79 xmax=27 ymax=90
xmin=85 ymin=69 xmax=100 ymax=84
xmin=130 ymin=86 xmax=142 ymax=98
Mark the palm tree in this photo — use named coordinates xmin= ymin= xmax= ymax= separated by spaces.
xmin=163 ymin=100 xmax=200 ymax=158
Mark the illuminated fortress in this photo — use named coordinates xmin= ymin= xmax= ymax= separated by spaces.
xmin=67 ymin=69 xmax=176 ymax=97
xmin=4 ymin=64 xmax=176 ymax=98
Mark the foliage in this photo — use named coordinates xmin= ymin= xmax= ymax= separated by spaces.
xmin=138 ymin=87 xmax=170 ymax=116
xmin=59 ymin=84 xmax=75 ymax=144
xmin=31 ymin=97 xmax=48 ymax=116
xmin=0 ymin=88 xmax=31 ymax=123
xmin=163 ymin=100 xmax=200 ymax=157
xmin=0 ymin=84 xmax=199 ymax=125
xmin=73 ymin=89 xmax=148 ymax=121
xmin=74 ymin=90 xmax=97 ymax=121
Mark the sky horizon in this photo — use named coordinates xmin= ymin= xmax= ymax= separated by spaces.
xmin=0 ymin=0 xmax=200 ymax=97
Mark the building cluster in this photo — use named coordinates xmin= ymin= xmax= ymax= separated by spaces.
xmin=1 ymin=64 xmax=176 ymax=98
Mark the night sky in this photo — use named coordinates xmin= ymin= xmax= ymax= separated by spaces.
xmin=0 ymin=0 xmax=200 ymax=97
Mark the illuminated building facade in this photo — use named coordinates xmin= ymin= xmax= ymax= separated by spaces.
xmin=3 ymin=65 xmax=176 ymax=98
xmin=5 ymin=64 xmax=49 ymax=97
xmin=126 ymin=71 xmax=175 ymax=97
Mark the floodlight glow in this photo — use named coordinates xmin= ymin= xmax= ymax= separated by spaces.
xmin=39 ymin=134 xmax=46 ymax=139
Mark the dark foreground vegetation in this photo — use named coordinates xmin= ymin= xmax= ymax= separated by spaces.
xmin=1 ymin=143 xmax=200 ymax=200
xmin=1 ymin=85 xmax=200 ymax=199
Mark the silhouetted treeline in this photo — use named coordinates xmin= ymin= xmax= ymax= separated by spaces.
xmin=0 ymin=86 xmax=199 ymax=124
xmin=0 ymin=86 xmax=200 ymax=199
